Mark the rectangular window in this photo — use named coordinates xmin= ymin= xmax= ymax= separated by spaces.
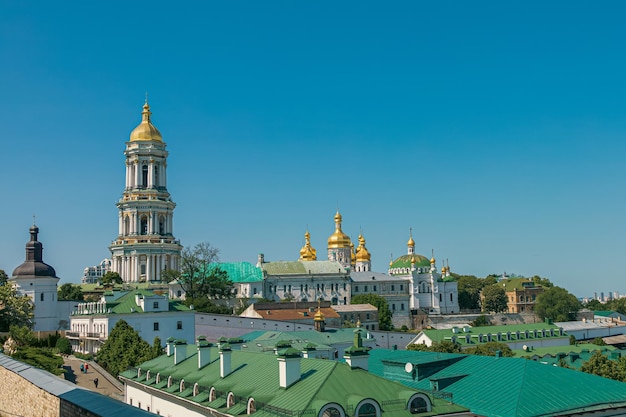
xmin=253 ymin=288 xmax=257 ymax=295
xmin=400 ymin=284 xmax=404 ymax=291
xmin=177 ymin=321 xmax=182 ymax=330
xmin=354 ymin=286 xmax=359 ymax=292
xmin=154 ymin=322 xmax=159 ymax=331
xmin=153 ymin=301 xmax=159 ymax=309
xmin=373 ymin=285 xmax=377 ymax=292
xmin=391 ymin=285 xmax=395 ymax=291
xmin=364 ymin=285 xmax=368 ymax=292
xmin=392 ymin=304 xmax=396 ymax=311
xmin=401 ymin=303 xmax=405 ymax=310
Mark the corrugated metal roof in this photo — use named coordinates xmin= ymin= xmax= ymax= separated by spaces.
xmin=213 ymin=262 xmax=263 ymax=283
xmin=120 ymin=345 xmax=468 ymax=416
xmin=262 ymin=261 xmax=348 ymax=275
xmin=369 ymin=349 xmax=626 ymax=417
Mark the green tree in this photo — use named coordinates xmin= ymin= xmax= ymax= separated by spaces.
xmin=569 ymin=334 xmax=577 ymax=345
xmin=471 ymin=315 xmax=490 ymax=327
xmin=585 ymin=299 xmax=604 ymax=311
xmin=164 ymin=243 xmax=233 ymax=300
xmin=96 ymin=320 xmax=155 ymax=376
xmin=591 ymin=337 xmax=606 ymax=346
xmin=456 ymin=275 xmax=483 ymax=310
xmin=183 ymin=296 xmax=231 ymax=314
xmin=152 ymin=336 xmax=163 ymax=358
xmin=351 ymin=294 xmax=393 ymax=331
xmin=0 ymin=285 xmax=34 ymax=331
xmin=534 ymin=286 xmax=580 ymax=322
xmin=430 ymin=340 xmax=463 ymax=353
xmin=606 ymin=298 xmax=626 ymax=315
xmin=481 ymin=284 xmax=508 ymax=313
xmin=55 ymin=337 xmax=72 ymax=354
xmin=0 ymin=269 xmax=8 ymax=286
xmin=465 ymin=341 xmax=513 ymax=357
xmin=581 ymin=351 xmax=622 ymax=381
xmin=406 ymin=343 xmax=430 ymax=351
xmin=531 ymin=275 xmax=554 ymax=288
xmin=12 ymin=347 xmax=65 ymax=376
xmin=100 ymin=271 xmax=123 ymax=286
xmin=58 ymin=283 xmax=84 ymax=301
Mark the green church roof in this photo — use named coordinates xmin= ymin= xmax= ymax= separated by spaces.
xmin=389 ymin=254 xmax=431 ymax=271
xmin=261 ymin=261 xmax=349 ymax=275
xmin=210 ymin=262 xmax=263 ymax=283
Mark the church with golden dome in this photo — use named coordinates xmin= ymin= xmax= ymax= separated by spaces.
xmin=108 ymin=100 xmax=182 ymax=282
xmin=256 ymin=211 xmax=458 ymax=328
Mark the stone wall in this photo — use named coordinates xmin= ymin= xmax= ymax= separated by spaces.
xmin=0 ymin=364 xmax=60 ymax=417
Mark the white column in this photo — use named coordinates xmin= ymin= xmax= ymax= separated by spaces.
xmin=118 ymin=213 xmax=123 ymax=235
xmin=125 ymin=163 xmax=130 ymax=188
xmin=134 ymin=162 xmax=140 ymax=187
xmin=148 ymin=163 xmax=154 ymax=188
xmin=146 ymin=255 xmax=152 ymax=282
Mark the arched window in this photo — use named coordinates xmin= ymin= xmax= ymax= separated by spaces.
xmin=180 ymin=379 xmax=185 ymax=392
xmin=137 ymin=368 xmax=142 ymax=378
xmin=247 ymin=398 xmax=256 ymax=414
xmin=156 ymin=373 xmax=160 ymax=384
xmin=355 ymin=400 xmax=380 ymax=417
xmin=40 ymin=293 xmax=44 ymax=301
xmin=154 ymin=163 xmax=159 ymax=187
xmin=159 ymin=215 xmax=165 ymax=235
xmin=408 ymin=394 xmax=431 ymax=414
xmin=193 ymin=383 xmax=199 ymax=396
xmin=227 ymin=392 xmax=235 ymax=408
xmin=209 ymin=387 xmax=216 ymax=402
xmin=318 ymin=404 xmax=345 ymax=417
xmin=142 ymin=165 xmax=148 ymax=187
xmin=141 ymin=216 xmax=148 ymax=235
xmin=167 ymin=376 xmax=172 ymax=388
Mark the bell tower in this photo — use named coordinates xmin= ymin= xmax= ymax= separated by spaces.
xmin=109 ymin=100 xmax=182 ymax=282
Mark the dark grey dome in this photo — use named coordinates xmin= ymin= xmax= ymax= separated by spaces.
xmin=11 ymin=225 xmax=57 ymax=279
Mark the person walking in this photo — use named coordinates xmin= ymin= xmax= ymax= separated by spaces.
xmin=94 ymin=378 xmax=99 ymax=389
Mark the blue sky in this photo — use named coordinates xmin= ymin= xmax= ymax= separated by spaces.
xmin=1 ymin=1 xmax=625 ymax=298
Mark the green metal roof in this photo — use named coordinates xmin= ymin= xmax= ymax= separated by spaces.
xmin=238 ymin=329 xmax=374 ymax=353
xmin=594 ymin=310 xmax=617 ymax=317
xmin=211 ymin=262 xmax=263 ymax=283
xmin=102 ymin=290 xmax=189 ymax=314
xmin=519 ymin=346 xmax=621 ymax=370
xmin=389 ymin=254 xmax=431 ymax=271
xmin=369 ymin=349 xmax=626 ymax=417
xmin=120 ymin=345 xmax=468 ymax=417
xmin=261 ymin=261 xmax=348 ymax=275
xmin=418 ymin=322 xmax=566 ymax=347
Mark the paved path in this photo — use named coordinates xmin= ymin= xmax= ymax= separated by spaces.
xmin=62 ymin=356 xmax=124 ymax=401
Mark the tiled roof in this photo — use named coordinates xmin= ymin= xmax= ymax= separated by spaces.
xmin=261 ymin=261 xmax=348 ymax=275
xmin=120 ymin=345 xmax=468 ymax=417
xmin=369 ymin=349 xmax=626 ymax=417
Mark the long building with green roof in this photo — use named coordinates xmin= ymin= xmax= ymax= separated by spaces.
xmin=368 ymin=349 xmax=626 ymax=417
xmin=119 ymin=333 xmax=472 ymax=417
xmin=409 ymin=322 xmax=569 ymax=350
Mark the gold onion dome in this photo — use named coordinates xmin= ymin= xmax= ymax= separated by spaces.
xmin=299 ymin=230 xmax=317 ymax=261
xmin=407 ymin=234 xmax=415 ymax=247
xmin=314 ymin=307 xmax=325 ymax=321
xmin=356 ymin=234 xmax=371 ymax=262
xmin=130 ymin=101 xmax=163 ymax=142
xmin=327 ymin=211 xmax=352 ymax=248
xmin=350 ymin=242 xmax=356 ymax=264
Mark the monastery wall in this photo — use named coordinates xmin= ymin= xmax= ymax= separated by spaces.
xmin=0 ymin=364 xmax=60 ymax=417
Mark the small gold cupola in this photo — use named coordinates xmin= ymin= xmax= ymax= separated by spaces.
xmin=407 ymin=227 xmax=415 ymax=255
xmin=299 ymin=230 xmax=317 ymax=261
xmin=355 ymin=234 xmax=371 ymax=262
xmin=130 ymin=100 xmax=163 ymax=142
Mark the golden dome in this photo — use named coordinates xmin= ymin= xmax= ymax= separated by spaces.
xmin=407 ymin=235 xmax=415 ymax=247
xmin=314 ymin=306 xmax=325 ymax=321
xmin=299 ymin=230 xmax=317 ymax=261
xmin=430 ymin=249 xmax=436 ymax=264
xmin=327 ymin=211 xmax=352 ymax=248
xmin=355 ymin=234 xmax=371 ymax=262
xmin=129 ymin=101 xmax=163 ymax=142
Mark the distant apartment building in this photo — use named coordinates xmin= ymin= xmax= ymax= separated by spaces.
xmin=81 ymin=258 xmax=112 ymax=284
